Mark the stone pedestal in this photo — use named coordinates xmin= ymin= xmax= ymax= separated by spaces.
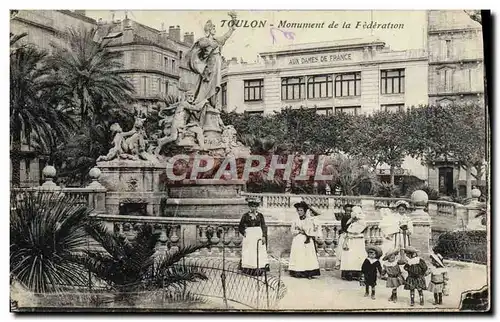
xmin=163 ymin=179 xmax=247 ymax=219
xmin=409 ymin=190 xmax=432 ymax=255
xmin=97 ymin=160 xmax=165 ymax=216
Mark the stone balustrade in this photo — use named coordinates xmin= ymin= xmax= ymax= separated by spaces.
xmin=93 ymin=213 xmax=391 ymax=268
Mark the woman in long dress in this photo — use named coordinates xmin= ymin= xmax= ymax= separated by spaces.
xmin=339 ymin=206 xmax=367 ymax=281
xmin=288 ymin=201 xmax=321 ymax=279
xmin=335 ymin=203 xmax=354 ymax=270
xmin=238 ymin=197 xmax=269 ymax=276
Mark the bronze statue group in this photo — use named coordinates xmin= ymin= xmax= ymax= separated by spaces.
xmin=238 ymin=197 xmax=449 ymax=307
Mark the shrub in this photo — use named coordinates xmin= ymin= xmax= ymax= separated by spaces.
xmin=432 ymin=230 xmax=487 ymax=264
xmin=375 ymin=182 xmax=401 ymax=198
xmin=405 ymin=184 xmax=439 ymax=200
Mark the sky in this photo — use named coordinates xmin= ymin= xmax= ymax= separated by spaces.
xmin=86 ymin=10 xmax=427 ymax=62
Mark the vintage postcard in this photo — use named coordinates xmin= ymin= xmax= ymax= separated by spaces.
xmin=10 ymin=9 xmax=490 ymax=312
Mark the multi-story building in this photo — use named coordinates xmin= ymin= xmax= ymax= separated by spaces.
xmin=98 ymin=18 xmax=194 ymax=113
xmin=221 ymin=37 xmax=428 ymax=116
xmin=427 ymin=10 xmax=484 ymax=107
xmin=221 ymin=37 xmax=430 ymax=182
xmin=10 ymin=10 xmax=195 ymax=186
xmin=426 ymin=10 xmax=485 ymax=195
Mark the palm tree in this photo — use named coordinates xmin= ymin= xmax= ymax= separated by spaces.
xmin=10 ymin=191 xmax=94 ymax=293
xmin=48 ymin=27 xmax=135 ymax=122
xmin=78 ymin=221 xmax=208 ymax=304
xmin=10 ymin=44 xmax=77 ymax=186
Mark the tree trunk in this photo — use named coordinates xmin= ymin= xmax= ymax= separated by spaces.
xmin=466 ymin=165 xmax=473 ymax=198
xmin=390 ymin=165 xmax=395 ymax=185
xmin=10 ymin=128 xmax=22 ymax=187
xmin=454 ymin=165 xmax=461 ymax=197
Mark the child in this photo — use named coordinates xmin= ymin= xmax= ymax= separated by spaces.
xmin=402 ymin=246 xmax=428 ymax=306
xmin=428 ymin=253 xmax=448 ymax=305
xmin=382 ymin=249 xmax=405 ymax=302
xmin=361 ymin=245 xmax=383 ymax=299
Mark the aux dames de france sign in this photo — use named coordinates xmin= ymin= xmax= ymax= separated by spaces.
xmin=288 ymin=53 xmax=353 ymax=65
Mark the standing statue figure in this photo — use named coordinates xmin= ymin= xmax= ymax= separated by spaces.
xmin=186 ymin=11 xmax=237 ymax=109
xmin=155 ymin=91 xmax=206 ymax=155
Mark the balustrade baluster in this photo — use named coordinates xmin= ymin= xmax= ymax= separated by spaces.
xmin=199 ymin=226 xmax=208 ymax=244
xmin=170 ymin=225 xmax=180 ymax=252
xmin=324 ymin=226 xmax=334 ymax=254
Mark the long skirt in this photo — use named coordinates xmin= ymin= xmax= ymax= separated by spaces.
xmin=288 ymin=234 xmax=320 ymax=278
xmin=241 ymin=227 xmax=268 ymax=275
xmin=335 ymin=233 xmax=346 ymax=266
xmin=340 ymin=234 xmax=365 ymax=273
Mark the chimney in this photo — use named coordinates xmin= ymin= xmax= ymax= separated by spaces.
xmin=183 ymin=32 xmax=194 ymax=45
xmin=169 ymin=25 xmax=181 ymax=41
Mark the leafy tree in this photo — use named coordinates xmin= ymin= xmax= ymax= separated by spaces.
xmin=48 ymin=27 xmax=135 ymax=122
xmin=346 ymin=110 xmax=408 ymax=185
xmin=10 ymin=192 xmax=94 ymax=293
xmin=405 ymin=104 xmax=486 ymax=197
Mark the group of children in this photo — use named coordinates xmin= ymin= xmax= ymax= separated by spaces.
xmin=360 ymin=245 xmax=449 ymax=306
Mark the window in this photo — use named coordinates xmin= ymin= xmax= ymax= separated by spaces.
xmin=281 ymin=77 xmax=305 ymax=100
xmin=381 ymin=104 xmax=404 ymax=112
xmin=142 ymin=76 xmax=147 ymax=96
xmin=179 ymin=51 xmax=183 ymax=59
xmin=165 ymin=81 xmax=169 ymax=95
xmin=381 ymin=69 xmax=405 ymax=94
xmin=244 ymin=79 xmax=264 ymax=102
xmin=158 ymin=78 xmax=161 ymax=94
xmin=221 ymin=82 xmax=227 ymax=107
xmin=307 ymin=75 xmax=333 ymax=99
xmin=245 ymin=110 xmax=264 ymax=116
xmin=164 ymin=57 xmax=168 ymax=70
xmin=443 ymin=69 xmax=453 ymax=92
xmin=335 ymin=106 xmax=361 ymax=115
xmin=172 ymin=59 xmax=176 ymax=71
xmin=334 ymin=72 xmax=361 ymax=97
xmin=316 ymin=107 xmax=333 ymax=116
xmin=445 ymin=39 xmax=452 ymax=59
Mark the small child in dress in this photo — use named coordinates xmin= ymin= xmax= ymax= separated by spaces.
xmin=402 ymin=246 xmax=428 ymax=306
xmin=428 ymin=253 xmax=448 ymax=305
xmin=361 ymin=245 xmax=383 ymax=300
xmin=382 ymin=248 xmax=405 ymax=302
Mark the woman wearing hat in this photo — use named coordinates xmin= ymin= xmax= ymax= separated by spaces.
xmin=288 ymin=201 xmax=322 ymax=278
xmin=238 ymin=197 xmax=269 ymax=276
xmin=339 ymin=206 xmax=367 ymax=281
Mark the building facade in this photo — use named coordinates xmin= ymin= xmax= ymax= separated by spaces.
xmin=98 ymin=19 xmax=194 ymax=113
xmin=221 ymin=37 xmax=428 ymax=116
xmin=221 ymin=37 xmax=430 ymax=181
xmin=426 ymin=10 xmax=485 ymax=195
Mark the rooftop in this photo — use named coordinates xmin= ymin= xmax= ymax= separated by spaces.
xmin=260 ymin=37 xmax=386 ymax=56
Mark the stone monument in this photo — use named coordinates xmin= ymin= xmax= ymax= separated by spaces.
xmin=96 ymin=11 xmax=251 ymax=218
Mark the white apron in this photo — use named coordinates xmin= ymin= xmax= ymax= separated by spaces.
xmin=289 ymin=234 xmax=320 ymax=272
xmin=241 ymin=227 xmax=268 ymax=269
xmin=339 ymin=233 xmax=366 ymax=271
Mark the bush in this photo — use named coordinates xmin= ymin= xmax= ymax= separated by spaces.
xmin=375 ymin=182 xmax=401 ymax=198
xmin=432 ymin=230 xmax=487 ymax=264
xmin=405 ymin=184 xmax=439 ymax=200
